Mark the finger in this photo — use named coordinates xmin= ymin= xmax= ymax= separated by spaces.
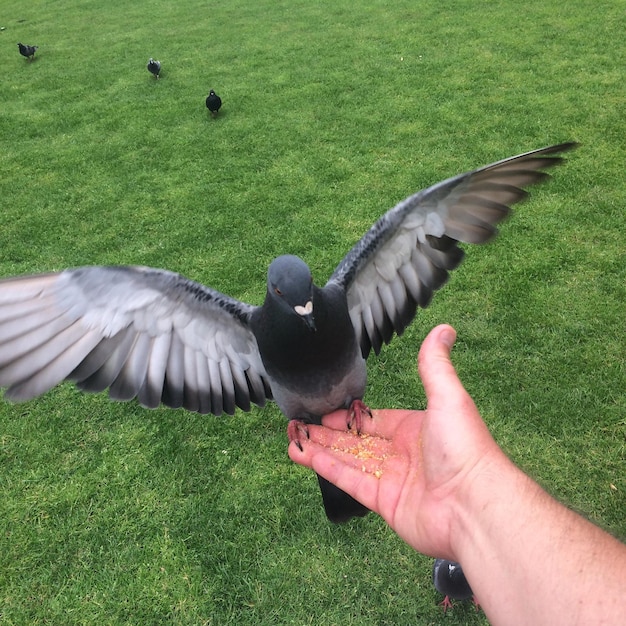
xmin=289 ymin=441 xmax=384 ymax=514
xmin=288 ymin=438 xmax=315 ymax=468
xmin=290 ymin=425 xmax=393 ymax=466
xmin=417 ymin=324 xmax=469 ymax=411
xmin=287 ymin=424 xmax=360 ymax=467
xmin=291 ymin=422 xmax=393 ymax=458
xmin=287 ymin=428 xmax=354 ymax=471
xmin=321 ymin=408 xmax=422 ymax=439
xmin=318 ymin=409 xmax=358 ymax=431
xmin=312 ymin=449 xmax=383 ymax=512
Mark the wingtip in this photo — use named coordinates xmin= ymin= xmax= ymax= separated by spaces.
xmin=544 ymin=141 xmax=580 ymax=155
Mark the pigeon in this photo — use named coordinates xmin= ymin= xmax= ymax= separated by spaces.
xmin=147 ymin=58 xmax=161 ymax=79
xmin=206 ymin=89 xmax=222 ymax=116
xmin=0 ymin=142 xmax=576 ymax=522
xmin=432 ymin=559 xmax=475 ymax=611
xmin=18 ymin=43 xmax=38 ymax=61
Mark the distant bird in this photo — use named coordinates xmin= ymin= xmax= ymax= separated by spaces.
xmin=432 ymin=559 xmax=475 ymax=612
xmin=18 ymin=43 xmax=38 ymax=61
xmin=147 ymin=58 xmax=161 ymax=79
xmin=206 ymin=89 xmax=222 ymax=116
xmin=0 ymin=143 xmax=576 ymax=523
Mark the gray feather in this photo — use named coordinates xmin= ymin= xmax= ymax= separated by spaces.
xmin=0 ymin=267 xmax=270 ymax=415
xmin=329 ymin=142 xmax=578 ymax=357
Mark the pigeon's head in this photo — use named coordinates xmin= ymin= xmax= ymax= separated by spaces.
xmin=267 ymin=255 xmax=316 ymax=331
xmin=447 ymin=562 xmax=464 ymax=581
xmin=433 ymin=559 xmax=473 ymax=600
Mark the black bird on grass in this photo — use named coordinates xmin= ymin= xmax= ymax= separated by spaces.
xmin=18 ymin=43 xmax=38 ymax=61
xmin=0 ymin=143 xmax=576 ymax=523
xmin=147 ymin=58 xmax=161 ymax=79
xmin=206 ymin=89 xmax=222 ymax=116
xmin=433 ymin=559 xmax=476 ymax=612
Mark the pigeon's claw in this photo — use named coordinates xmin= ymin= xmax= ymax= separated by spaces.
xmin=440 ymin=596 xmax=454 ymax=613
xmin=347 ymin=399 xmax=372 ymax=434
xmin=287 ymin=419 xmax=310 ymax=452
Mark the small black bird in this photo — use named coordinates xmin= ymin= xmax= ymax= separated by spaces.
xmin=147 ymin=58 xmax=161 ymax=79
xmin=206 ymin=89 xmax=222 ymax=116
xmin=18 ymin=43 xmax=38 ymax=61
xmin=432 ymin=559 xmax=475 ymax=612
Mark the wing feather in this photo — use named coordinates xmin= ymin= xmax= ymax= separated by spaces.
xmin=138 ymin=332 xmax=172 ymax=409
xmin=109 ymin=333 xmax=152 ymax=401
xmin=0 ymin=315 xmax=75 ymax=368
xmin=2 ymin=325 xmax=103 ymax=398
xmin=163 ymin=332 xmax=185 ymax=408
xmin=69 ymin=329 xmax=131 ymax=382
xmin=196 ymin=351 xmax=212 ymax=414
xmin=183 ymin=344 xmax=200 ymax=413
xmin=0 ymin=266 xmax=271 ymax=415
xmin=207 ymin=357 xmax=222 ymax=416
xmin=329 ymin=142 xmax=578 ymax=356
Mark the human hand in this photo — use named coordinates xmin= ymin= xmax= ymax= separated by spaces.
xmin=292 ymin=324 xmax=626 ymax=626
xmin=288 ymin=324 xmax=506 ymax=559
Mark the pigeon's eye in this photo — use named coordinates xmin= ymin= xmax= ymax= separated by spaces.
xmin=274 ymin=287 xmax=283 ymax=296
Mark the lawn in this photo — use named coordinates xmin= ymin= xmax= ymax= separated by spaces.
xmin=1 ymin=0 xmax=624 ymax=624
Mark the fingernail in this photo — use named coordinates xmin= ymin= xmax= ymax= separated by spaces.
xmin=440 ymin=327 xmax=456 ymax=349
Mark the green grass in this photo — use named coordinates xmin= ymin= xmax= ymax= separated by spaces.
xmin=1 ymin=0 xmax=625 ymax=623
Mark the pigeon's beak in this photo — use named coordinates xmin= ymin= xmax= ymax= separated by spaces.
xmin=302 ymin=313 xmax=316 ymax=332
xmin=294 ymin=301 xmax=316 ymax=332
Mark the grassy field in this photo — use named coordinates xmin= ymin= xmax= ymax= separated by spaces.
xmin=1 ymin=0 xmax=624 ymax=623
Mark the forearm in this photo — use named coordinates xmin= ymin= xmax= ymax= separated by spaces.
xmin=452 ymin=451 xmax=626 ymax=626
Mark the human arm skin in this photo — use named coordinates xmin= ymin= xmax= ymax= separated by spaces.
xmin=288 ymin=324 xmax=626 ymax=626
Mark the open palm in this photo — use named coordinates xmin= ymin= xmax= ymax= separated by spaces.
xmin=289 ymin=324 xmax=502 ymax=559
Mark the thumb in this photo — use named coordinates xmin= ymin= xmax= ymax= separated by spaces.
xmin=417 ymin=324 xmax=467 ymax=410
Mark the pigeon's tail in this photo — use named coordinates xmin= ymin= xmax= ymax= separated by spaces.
xmin=317 ymin=474 xmax=369 ymax=523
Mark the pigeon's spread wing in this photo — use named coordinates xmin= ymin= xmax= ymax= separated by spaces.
xmin=329 ymin=142 xmax=578 ymax=357
xmin=0 ymin=266 xmax=272 ymax=415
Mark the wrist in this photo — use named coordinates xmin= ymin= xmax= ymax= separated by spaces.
xmin=448 ymin=446 xmax=531 ymax=563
